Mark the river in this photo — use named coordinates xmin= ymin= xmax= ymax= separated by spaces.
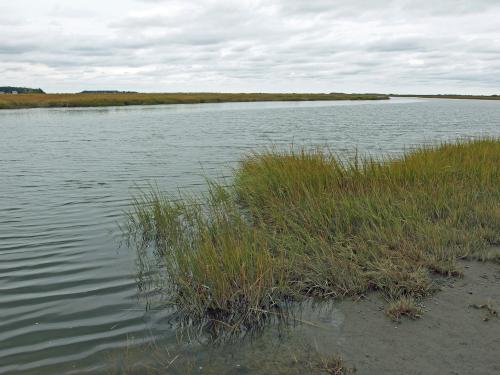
xmin=1 ymin=97 xmax=499 ymax=374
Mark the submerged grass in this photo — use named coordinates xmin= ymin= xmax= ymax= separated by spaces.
xmin=108 ymin=338 xmax=355 ymax=375
xmin=0 ymin=92 xmax=388 ymax=110
xmin=126 ymin=139 xmax=500 ymax=333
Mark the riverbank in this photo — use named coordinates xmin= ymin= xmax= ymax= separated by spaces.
xmin=126 ymin=139 xmax=500 ymax=335
xmin=393 ymin=94 xmax=500 ymax=100
xmin=110 ymin=256 xmax=499 ymax=374
xmin=0 ymin=92 xmax=388 ymax=110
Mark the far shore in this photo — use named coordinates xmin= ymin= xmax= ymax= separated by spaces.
xmin=2 ymin=92 xmax=499 ymax=111
xmin=0 ymin=92 xmax=389 ymax=110
xmin=393 ymin=94 xmax=500 ymax=100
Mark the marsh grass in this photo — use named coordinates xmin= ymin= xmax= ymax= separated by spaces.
xmin=0 ymin=92 xmax=388 ymax=110
xmin=125 ymin=139 xmax=500 ymax=333
xmin=385 ymin=297 xmax=423 ymax=322
xmin=126 ymin=183 xmax=292 ymax=337
xmin=316 ymin=354 xmax=357 ymax=375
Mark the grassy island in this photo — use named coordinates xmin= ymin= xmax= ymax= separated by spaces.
xmin=0 ymin=92 xmax=388 ymax=110
xmin=126 ymin=139 xmax=500 ymax=334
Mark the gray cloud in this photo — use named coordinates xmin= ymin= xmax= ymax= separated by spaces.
xmin=1 ymin=0 xmax=499 ymax=93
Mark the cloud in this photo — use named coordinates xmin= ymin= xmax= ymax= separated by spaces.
xmin=0 ymin=0 xmax=499 ymax=93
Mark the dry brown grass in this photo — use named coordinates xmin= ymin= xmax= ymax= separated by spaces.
xmin=385 ymin=297 xmax=423 ymax=322
xmin=0 ymin=92 xmax=388 ymax=109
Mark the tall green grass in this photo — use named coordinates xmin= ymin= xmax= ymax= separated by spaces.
xmin=126 ymin=184 xmax=291 ymax=335
xmin=126 ymin=139 xmax=500 ymax=333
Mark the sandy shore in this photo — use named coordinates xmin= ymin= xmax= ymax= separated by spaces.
xmin=302 ymin=255 xmax=499 ymax=374
xmin=110 ymin=253 xmax=499 ymax=375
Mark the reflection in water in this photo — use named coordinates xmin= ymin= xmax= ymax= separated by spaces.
xmin=107 ymin=299 xmax=348 ymax=375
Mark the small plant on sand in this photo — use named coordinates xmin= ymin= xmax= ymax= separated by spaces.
xmin=469 ymin=299 xmax=498 ymax=321
xmin=385 ymin=296 xmax=423 ymax=322
xmin=318 ymin=354 xmax=357 ymax=375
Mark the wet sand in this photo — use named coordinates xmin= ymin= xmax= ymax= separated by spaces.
xmin=110 ymin=256 xmax=499 ymax=375
xmin=305 ymin=258 xmax=500 ymax=374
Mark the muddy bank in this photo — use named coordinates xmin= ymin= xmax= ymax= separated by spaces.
xmin=303 ymin=258 xmax=500 ymax=375
xmin=111 ymin=257 xmax=499 ymax=375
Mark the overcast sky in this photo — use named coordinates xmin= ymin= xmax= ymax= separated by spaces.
xmin=1 ymin=0 xmax=500 ymax=94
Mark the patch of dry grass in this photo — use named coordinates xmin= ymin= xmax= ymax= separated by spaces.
xmin=470 ymin=299 xmax=498 ymax=321
xmin=385 ymin=297 xmax=423 ymax=322
xmin=318 ymin=354 xmax=357 ymax=375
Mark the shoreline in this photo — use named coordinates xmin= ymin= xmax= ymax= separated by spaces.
xmin=392 ymin=94 xmax=500 ymax=100
xmin=1 ymin=93 xmax=499 ymax=111
xmin=109 ymin=255 xmax=499 ymax=374
xmin=126 ymin=139 xmax=500 ymax=337
xmin=0 ymin=92 xmax=389 ymax=110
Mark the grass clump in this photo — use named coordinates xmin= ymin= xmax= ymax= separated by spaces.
xmin=126 ymin=139 xmax=500 ymax=333
xmin=126 ymin=184 xmax=291 ymax=335
xmin=317 ymin=354 xmax=356 ymax=375
xmin=385 ymin=297 xmax=423 ymax=322
xmin=469 ymin=299 xmax=498 ymax=321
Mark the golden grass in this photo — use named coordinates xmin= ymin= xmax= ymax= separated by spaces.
xmin=125 ymin=139 xmax=500 ymax=333
xmin=0 ymin=92 xmax=388 ymax=109
xmin=385 ymin=297 xmax=423 ymax=322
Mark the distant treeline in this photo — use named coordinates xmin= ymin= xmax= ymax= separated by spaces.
xmin=0 ymin=86 xmax=45 ymax=94
xmin=80 ymin=90 xmax=138 ymax=94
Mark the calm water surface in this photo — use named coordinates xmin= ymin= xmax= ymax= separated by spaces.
xmin=1 ymin=98 xmax=500 ymax=374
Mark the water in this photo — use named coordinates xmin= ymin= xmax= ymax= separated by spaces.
xmin=1 ymin=98 xmax=499 ymax=374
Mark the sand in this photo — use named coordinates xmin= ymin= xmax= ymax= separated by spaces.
xmin=109 ymin=256 xmax=499 ymax=375
xmin=303 ymin=258 xmax=500 ymax=375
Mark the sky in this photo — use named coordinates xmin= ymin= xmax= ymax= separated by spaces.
xmin=1 ymin=0 xmax=500 ymax=94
